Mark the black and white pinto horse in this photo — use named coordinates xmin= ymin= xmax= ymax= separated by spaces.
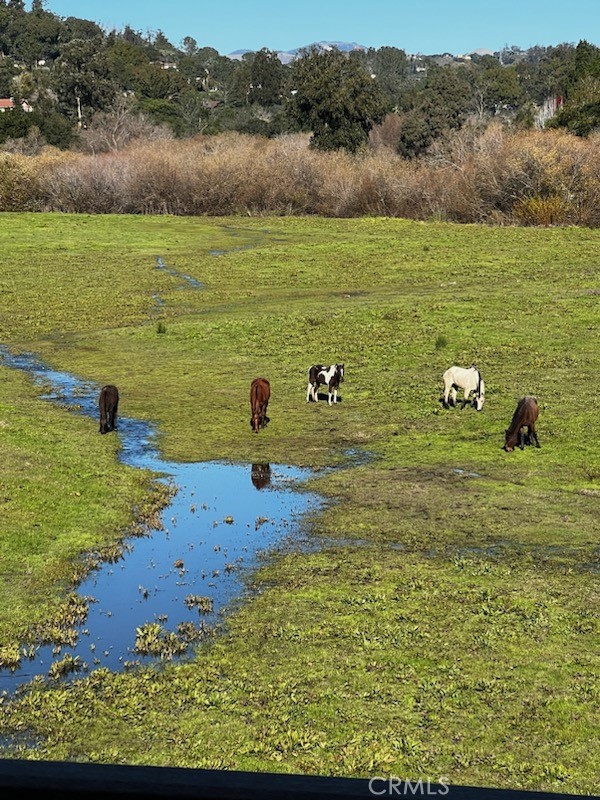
xmin=442 ymin=365 xmax=485 ymax=411
xmin=306 ymin=364 xmax=344 ymax=406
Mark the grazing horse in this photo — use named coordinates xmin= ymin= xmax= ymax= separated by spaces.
xmin=306 ymin=364 xmax=344 ymax=405
xmin=504 ymin=396 xmax=540 ymax=452
xmin=251 ymin=463 xmax=271 ymax=490
xmin=99 ymin=385 xmax=119 ymax=434
xmin=250 ymin=378 xmax=270 ymax=433
xmin=442 ymin=365 xmax=485 ymax=411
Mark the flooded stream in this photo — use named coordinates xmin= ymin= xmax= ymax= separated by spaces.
xmin=0 ymin=348 xmax=322 ymax=694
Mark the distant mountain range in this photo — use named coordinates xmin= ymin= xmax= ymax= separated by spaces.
xmin=228 ymin=41 xmax=368 ymax=64
xmin=227 ymin=41 xmax=495 ymax=64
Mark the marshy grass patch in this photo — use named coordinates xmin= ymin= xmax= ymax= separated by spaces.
xmin=0 ymin=214 xmax=598 ymax=791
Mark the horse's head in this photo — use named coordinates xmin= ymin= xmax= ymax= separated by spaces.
xmin=503 ymin=429 xmax=515 ymax=452
xmin=337 ymin=364 xmax=345 ymax=382
xmin=473 ymin=393 xmax=485 ymax=411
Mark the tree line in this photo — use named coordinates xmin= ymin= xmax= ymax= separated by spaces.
xmin=0 ymin=0 xmax=600 ymax=155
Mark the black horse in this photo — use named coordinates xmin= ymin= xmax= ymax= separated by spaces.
xmin=99 ymin=385 xmax=119 ymax=434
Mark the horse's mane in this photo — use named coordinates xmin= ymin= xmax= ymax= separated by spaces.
xmin=470 ymin=364 xmax=483 ymax=397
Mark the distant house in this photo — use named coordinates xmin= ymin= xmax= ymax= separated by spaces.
xmin=431 ymin=55 xmax=455 ymax=67
xmin=0 ymin=98 xmax=33 ymax=113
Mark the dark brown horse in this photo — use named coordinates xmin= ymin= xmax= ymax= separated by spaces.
xmin=504 ymin=396 xmax=540 ymax=452
xmin=99 ymin=385 xmax=119 ymax=434
xmin=250 ymin=378 xmax=270 ymax=433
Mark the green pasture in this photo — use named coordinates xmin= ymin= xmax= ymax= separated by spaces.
xmin=0 ymin=213 xmax=598 ymax=792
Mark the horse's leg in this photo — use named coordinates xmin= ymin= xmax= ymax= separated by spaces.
xmin=519 ymin=429 xmax=525 ymax=450
xmin=333 ymin=388 xmax=337 ymax=403
xmin=443 ymin=383 xmax=452 ymax=409
xmin=99 ymin=400 xmax=107 ymax=434
xmin=306 ymin=382 xmax=313 ymax=402
xmin=450 ymin=387 xmax=457 ymax=407
xmin=460 ymin=388 xmax=470 ymax=409
xmin=531 ymin=426 xmax=540 ymax=448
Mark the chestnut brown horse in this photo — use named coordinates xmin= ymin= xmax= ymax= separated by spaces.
xmin=99 ymin=384 xmax=119 ymax=434
xmin=504 ymin=396 xmax=540 ymax=452
xmin=250 ymin=378 xmax=270 ymax=433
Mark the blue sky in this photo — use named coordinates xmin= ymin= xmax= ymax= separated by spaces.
xmin=40 ymin=0 xmax=600 ymax=56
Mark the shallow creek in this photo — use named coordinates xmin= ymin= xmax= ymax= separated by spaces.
xmin=0 ymin=348 xmax=322 ymax=694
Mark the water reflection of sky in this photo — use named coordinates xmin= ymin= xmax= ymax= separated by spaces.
xmin=0 ymin=347 xmax=322 ymax=693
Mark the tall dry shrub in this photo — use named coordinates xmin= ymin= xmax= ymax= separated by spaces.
xmin=0 ymin=153 xmax=43 ymax=210
xmin=319 ymin=152 xmax=419 ymax=218
xmin=253 ymin=135 xmax=323 ymax=214
xmin=183 ymin=135 xmax=264 ymax=214
xmin=578 ymin=131 xmax=600 ymax=226
xmin=369 ymin=114 xmax=405 ymax=153
xmin=423 ymin=123 xmax=513 ymax=222
xmin=42 ymin=153 xmax=135 ymax=213
xmin=78 ymin=101 xmax=173 ymax=155
xmin=125 ymin=144 xmax=197 ymax=214
xmin=425 ymin=122 xmax=600 ymax=226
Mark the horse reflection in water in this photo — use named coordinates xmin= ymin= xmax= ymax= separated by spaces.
xmin=251 ymin=463 xmax=272 ymax=490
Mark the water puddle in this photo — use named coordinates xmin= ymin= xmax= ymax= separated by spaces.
xmin=452 ymin=468 xmax=483 ymax=478
xmin=155 ymin=256 xmax=203 ymax=289
xmin=0 ymin=347 xmax=322 ymax=693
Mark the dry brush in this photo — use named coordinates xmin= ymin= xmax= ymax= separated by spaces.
xmin=3 ymin=125 xmax=600 ymax=225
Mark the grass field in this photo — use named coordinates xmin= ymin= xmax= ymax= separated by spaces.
xmin=0 ymin=213 xmax=598 ymax=792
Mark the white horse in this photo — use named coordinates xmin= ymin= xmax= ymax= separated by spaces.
xmin=442 ymin=365 xmax=485 ymax=411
